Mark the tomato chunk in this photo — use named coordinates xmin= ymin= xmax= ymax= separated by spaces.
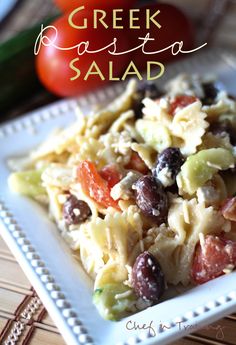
xmin=77 ymin=161 xmax=120 ymax=209
xmin=222 ymin=197 xmax=236 ymax=222
xmin=191 ymin=234 xmax=236 ymax=285
xmin=99 ymin=164 xmax=123 ymax=189
xmin=125 ymin=152 xmax=149 ymax=174
xmin=169 ymin=95 xmax=198 ymax=116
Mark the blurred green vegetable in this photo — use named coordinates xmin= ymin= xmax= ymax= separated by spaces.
xmin=0 ymin=16 xmax=57 ymax=114
xmin=8 ymin=169 xmax=46 ymax=197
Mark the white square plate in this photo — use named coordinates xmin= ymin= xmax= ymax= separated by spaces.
xmin=1 ymin=49 xmax=236 ymax=345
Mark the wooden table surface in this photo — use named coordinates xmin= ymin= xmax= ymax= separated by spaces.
xmin=1 ymin=0 xmax=236 ymax=344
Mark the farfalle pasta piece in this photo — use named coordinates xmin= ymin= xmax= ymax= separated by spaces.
xmin=142 ymin=97 xmax=173 ymax=127
xmin=136 ymin=119 xmax=172 ymax=153
xmin=171 ymin=100 xmax=209 ymax=155
xmin=200 ymin=132 xmax=233 ymax=151
xmin=109 ymin=110 xmax=135 ymax=133
xmin=41 ymin=164 xmax=74 ymax=190
xmin=78 ymin=223 xmax=105 ymax=278
xmin=131 ymin=142 xmax=156 ymax=169
xmin=46 ymin=185 xmax=63 ymax=222
xmin=68 ymin=136 xmax=105 ymax=168
xmin=94 ymin=260 xmax=128 ymax=289
xmin=123 ymin=122 xmax=143 ymax=142
xmin=78 ymin=206 xmax=143 ymax=279
xmin=30 ymin=119 xmax=86 ymax=159
xmin=84 ymin=123 xmax=108 ymax=139
xmin=99 ymin=130 xmax=132 ymax=166
xmin=203 ymin=91 xmax=236 ymax=118
xmin=87 ymin=79 xmax=137 ymax=130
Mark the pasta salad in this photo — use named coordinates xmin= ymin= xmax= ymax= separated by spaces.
xmin=8 ymin=74 xmax=236 ymax=320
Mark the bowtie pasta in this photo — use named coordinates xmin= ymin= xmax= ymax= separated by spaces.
xmin=8 ymin=74 xmax=236 ymax=320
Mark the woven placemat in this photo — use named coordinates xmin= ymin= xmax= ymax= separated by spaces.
xmin=0 ymin=236 xmax=66 ymax=345
xmin=0 ymin=235 xmax=236 ymax=345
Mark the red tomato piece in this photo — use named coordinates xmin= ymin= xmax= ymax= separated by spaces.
xmin=125 ymin=151 xmax=149 ymax=174
xmin=169 ymin=95 xmax=198 ymax=116
xmin=99 ymin=164 xmax=122 ymax=189
xmin=77 ymin=160 xmax=120 ymax=209
xmin=222 ymin=197 xmax=236 ymax=222
xmin=191 ymin=235 xmax=236 ymax=285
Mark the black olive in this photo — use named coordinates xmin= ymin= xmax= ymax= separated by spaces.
xmin=137 ymin=82 xmax=163 ymax=100
xmin=63 ymin=195 xmax=91 ymax=225
xmin=133 ymin=82 xmax=163 ymax=119
xmin=201 ymin=82 xmax=219 ymax=105
xmin=153 ymin=147 xmax=185 ymax=187
xmin=133 ymin=102 xmax=145 ymax=119
xmin=132 ymin=251 xmax=165 ymax=303
xmin=134 ymin=175 xmax=169 ymax=225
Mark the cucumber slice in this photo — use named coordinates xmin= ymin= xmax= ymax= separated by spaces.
xmin=8 ymin=169 xmax=46 ymax=197
xmin=177 ymin=148 xmax=235 ymax=195
xmin=93 ymin=283 xmax=136 ymax=321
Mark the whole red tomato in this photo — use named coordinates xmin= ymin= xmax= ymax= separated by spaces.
xmin=129 ymin=3 xmax=195 ymax=68
xmin=36 ymin=13 xmax=130 ymax=97
xmin=54 ymin=0 xmax=136 ymax=13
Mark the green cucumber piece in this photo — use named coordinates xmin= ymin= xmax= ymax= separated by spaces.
xmin=177 ymin=148 xmax=235 ymax=195
xmin=8 ymin=169 xmax=46 ymax=197
xmin=93 ymin=283 xmax=136 ymax=321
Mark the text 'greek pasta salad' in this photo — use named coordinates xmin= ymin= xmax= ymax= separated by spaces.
xmin=8 ymin=74 xmax=236 ymax=320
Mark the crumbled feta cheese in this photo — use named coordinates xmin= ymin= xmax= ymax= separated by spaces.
xmin=110 ymin=171 xmax=141 ymax=200
xmin=73 ymin=208 xmax=81 ymax=216
xmin=159 ymin=97 xmax=169 ymax=110
xmin=206 ymin=161 xmax=222 ymax=170
xmin=139 ymin=239 xmax=144 ymax=252
xmin=115 ymin=290 xmax=133 ymax=300
xmin=197 ymin=185 xmax=219 ymax=204
xmin=152 ymin=209 xmax=160 ymax=217
xmin=135 ymin=298 xmax=152 ymax=310
xmin=223 ymin=264 xmax=234 ymax=274
xmin=199 ymin=233 xmax=206 ymax=255
xmin=156 ymin=166 xmax=174 ymax=187
xmin=222 ymin=221 xmax=231 ymax=233
xmin=58 ymin=194 xmax=69 ymax=204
